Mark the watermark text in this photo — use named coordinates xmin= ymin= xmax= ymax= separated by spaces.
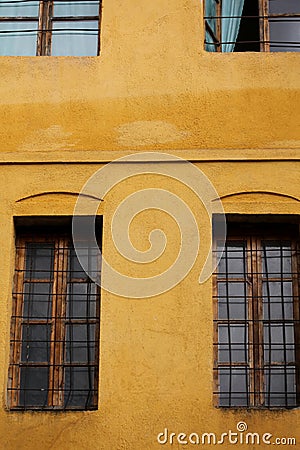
xmin=157 ymin=422 xmax=296 ymax=446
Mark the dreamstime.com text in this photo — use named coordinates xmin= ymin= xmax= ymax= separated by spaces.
xmin=157 ymin=422 xmax=296 ymax=446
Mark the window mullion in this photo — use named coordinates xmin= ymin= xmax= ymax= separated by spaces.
xmin=36 ymin=1 xmax=44 ymax=56
xmin=48 ymin=239 xmax=59 ymax=406
xmin=50 ymin=237 xmax=68 ymax=407
xmin=37 ymin=0 xmax=53 ymax=56
xmin=93 ymin=282 xmax=101 ymax=408
xmin=212 ymin=238 xmax=219 ymax=407
xmin=9 ymin=238 xmax=26 ymax=408
xmin=256 ymin=237 xmax=265 ymax=406
xmin=259 ymin=0 xmax=270 ymax=52
xmin=97 ymin=0 xmax=103 ymax=56
xmin=215 ymin=0 xmax=222 ymax=53
xmin=59 ymin=237 xmax=69 ymax=408
xmin=248 ymin=235 xmax=264 ymax=407
xmin=247 ymin=235 xmax=255 ymax=407
xmin=45 ymin=0 xmax=54 ymax=56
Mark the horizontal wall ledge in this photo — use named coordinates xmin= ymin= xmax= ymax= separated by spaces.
xmin=0 ymin=148 xmax=299 ymax=164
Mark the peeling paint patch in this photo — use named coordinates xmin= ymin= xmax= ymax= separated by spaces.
xmin=117 ymin=121 xmax=189 ymax=147
xmin=20 ymin=125 xmax=76 ymax=151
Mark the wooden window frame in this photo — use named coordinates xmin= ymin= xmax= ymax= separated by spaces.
xmin=204 ymin=0 xmax=299 ymax=52
xmin=0 ymin=0 xmax=102 ymax=56
xmin=213 ymin=224 xmax=300 ymax=408
xmin=8 ymin=231 xmax=101 ymax=411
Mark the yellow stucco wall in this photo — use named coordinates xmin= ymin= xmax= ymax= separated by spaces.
xmin=0 ymin=0 xmax=299 ymax=156
xmin=0 ymin=0 xmax=300 ymax=448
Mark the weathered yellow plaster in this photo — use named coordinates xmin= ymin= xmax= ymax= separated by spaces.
xmin=0 ymin=0 xmax=299 ymax=448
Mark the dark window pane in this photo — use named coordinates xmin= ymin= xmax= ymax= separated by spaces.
xmin=64 ymin=367 xmax=96 ymax=408
xmin=263 ymin=281 xmax=293 ymax=320
xmin=218 ymin=345 xmax=247 ymax=363
xmin=67 ymin=283 xmax=97 ymax=319
xmin=269 ymin=0 xmax=299 ymax=14
xmin=262 ymin=242 xmax=292 ymax=277
xmin=21 ymin=325 xmax=51 ymax=362
xmin=25 ymin=243 xmax=54 ymax=280
xmin=19 ymin=367 xmax=49 ymax=407
xmin=264 ymin=367 xmax=297 ymax=407
xmin=219 ymin=324 xmax=247 ymax=344
xmin=0 ymin=1 xmax=39 ymax=16
xmin=0 ymin=22 xmax=38 ymax=56
xmin=68 ymin=245 xmax=100 ymax=280
xmin=218 ymin=282 xmax=247 ymax=319
xmin=218 ymin=242 xmax=246 ymax=278
xmin=23 ymin=282 xmax=52 ymax=319
xmin=68 ymin=247 xmax=88 ymax=279
xmin=219 ymin=367 xmax=249 ymax=407
xmin=51 ymin=21 xmax=98 ymax=56
xmin=270 ymin=20 xmax=300 ymax=52
xmin=234 ymin=0 xmax=260 ymax=53
xmin=218 ymin=325 xmax=248 ymax=363
xmin=264 ymin=324 xmax=295 ymax=363
xmin=264 ymin=343 xmax=295 ymax=364
xmin=53 ymin=1 xmax=99 ymax=17
xmin=264 ymin=324 xmax=295 ymax=345
xmin=65 ymin=324 xmax=96 ymax=362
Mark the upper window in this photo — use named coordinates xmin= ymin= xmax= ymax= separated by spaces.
xmin=0 ymin=1 xmax=102 ymax=56
xmin=204 ymin=0 xmax=300 ymax=52
xmin=213 ymin=222 xmax=300 ymax=408
xmin=8 ymin=224 xmax=101 ymax=410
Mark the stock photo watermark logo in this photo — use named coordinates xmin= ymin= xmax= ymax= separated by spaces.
xmin=72 ymin=152 xmax=226 ymax=298
xmin=157 ymin=421 xmax=297 ymax=446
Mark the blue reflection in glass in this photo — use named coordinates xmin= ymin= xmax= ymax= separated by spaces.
xmin=52 ymin=21 xmax=98 ymax=56
xmin=0 ymin=22 xmax=37 ymax=55
xmin=0 ymin=0 xmax=39 ymax=17
xmin=53 ymin=1 xmax=99 ymax=17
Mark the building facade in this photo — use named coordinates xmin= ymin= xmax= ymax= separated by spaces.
xmin=0 ymin=0 xmax=299 ymax=448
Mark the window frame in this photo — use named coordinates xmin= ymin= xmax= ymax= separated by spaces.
xmin=8 ymin=229 xmax=101 ymax=411
xmin=213 ymin=223 xmax=300 ymax=408
xmin=0 ymin=0 xmax=102 ymax=56
xmin=204 ymin=0 xmax=299 ymax=52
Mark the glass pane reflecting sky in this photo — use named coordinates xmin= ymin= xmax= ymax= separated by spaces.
xmin=52 ymin=21 xmax=98 ymax=56
xmin=0 ymin=22 xmax=37 ymax=55
xmin=53 ymin=1 xmax=99 ymax=17
xmin=0 ymin=1 xmax=39 ymax=17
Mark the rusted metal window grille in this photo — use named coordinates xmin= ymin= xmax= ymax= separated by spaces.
xmin=0 ymin=1 xmax=102 ymax=56
xmin=204 ymin=0 xmax=300 ymax=52
xmin=8 ymin=232 xmax=101 ymax=410
xmin=213 ymin=225 xmax=300 ymax=408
